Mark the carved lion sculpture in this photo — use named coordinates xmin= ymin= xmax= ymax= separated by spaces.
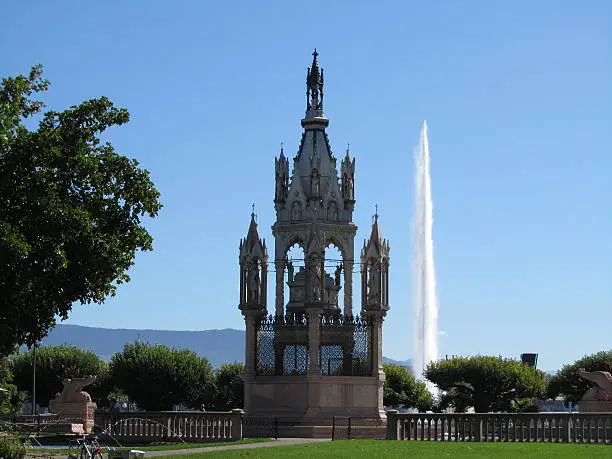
xmin=577 ymin=368 xmax=612 ymax=401
xmin=56 ymin=375 xmax=97 ymax=402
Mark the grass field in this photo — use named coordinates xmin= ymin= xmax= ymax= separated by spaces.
xmin=160 ymin=440 xmax=612 ymax=458
xmin=30 ymin=438 xmax=270 ymax=455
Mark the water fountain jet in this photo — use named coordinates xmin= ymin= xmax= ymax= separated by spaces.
xmin=412 ymin=120 xmax=439 ymax=395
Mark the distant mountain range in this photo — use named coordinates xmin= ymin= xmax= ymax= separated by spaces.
xmin=41 ymin=324 xmax=411 ymax=369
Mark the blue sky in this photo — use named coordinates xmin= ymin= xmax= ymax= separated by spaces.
xmin=2 ymin=1 xmax=610 ymax=372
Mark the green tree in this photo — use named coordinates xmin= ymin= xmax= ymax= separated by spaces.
xmin=547 ymin=350 xmax=612 ymax=406
xmin=110 ymin=341 xmax=214 ymax=411
xmin=211 ymin=363 xmax=244 ymax=411
xmin=11 ymin=345 xmax=106 ymax=406
xmin=0 ymin=358 xmax=21 ymax=414
xmin=0 ymin=65 xmax=162 ymax=356
xmin=383 ymin=363 xmax=433 ymax=412
xmin=425 ymin=356 xmax=546 ymax=413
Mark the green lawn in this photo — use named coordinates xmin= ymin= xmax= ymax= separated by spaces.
xmin=159 ymin=440 xmax=612 ymax=458
xmin=29 ymin=438 xmax=270 ymax=455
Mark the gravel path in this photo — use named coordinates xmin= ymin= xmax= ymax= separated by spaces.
xmin=145 ymin=438 xmax=330 ymax=456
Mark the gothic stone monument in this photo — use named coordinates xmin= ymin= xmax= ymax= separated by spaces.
xmin=577 ymin=368 xmax=612 ymax=412
xmin=239 ymin=51 xmax=390 ymax=428
xmin=49 ymin=376 xmax=97 ymax=433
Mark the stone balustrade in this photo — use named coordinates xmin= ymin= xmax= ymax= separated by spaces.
xmin=386 ymin=411 xmax=612 ymax=444
xmin=94 ymin=409 xmax=244 ymax=443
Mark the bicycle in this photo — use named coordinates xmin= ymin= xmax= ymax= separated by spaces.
xmin=67 ymin=435 xmax=105 ymax=459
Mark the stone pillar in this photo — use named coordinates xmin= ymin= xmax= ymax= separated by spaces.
xmin=275 ymin=258 xmax=285 ymax=316
xmin=307 ymin=308 xmax=322 ymax=375
xmin=386 ymin=410 xmax=400 ymax=440
xmin=368 ymin=313 xmax=385 ymax=376
xmin=261 ymin=262 xmax=268 ymax=309
xmin=243 ymin=314 xmax=257 ymax=377
xmin=231 ymin=409 xmax=244 ymax=441
xmin=343 ymin=261 xmax=353 ymax=316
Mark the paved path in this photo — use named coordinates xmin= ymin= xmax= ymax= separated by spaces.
xmin=145 ymin=438 xmax=330 ymax=457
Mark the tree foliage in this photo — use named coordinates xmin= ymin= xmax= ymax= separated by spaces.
xmin=383 ymin=363 xmax=433 ymax=412
xmin=110 ymin=341 xmax=214 ymax=411
xmin=0 ymin=65 xmax=162 ymax=356
xmin=425 ymin=356 xmax=546 ymax=413
xmin=11 ymin=345 xmax=106 ymax=406
xmin=211 ymin=363 xmax=244 ymax=411
xmin=0 ymin=358 xmax=21 ymax=414
xmin=547 ymin=350 xmax=612 ymax=406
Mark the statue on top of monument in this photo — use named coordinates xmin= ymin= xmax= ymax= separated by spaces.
xmin=247 ymin=260 xmax=260 ymax=304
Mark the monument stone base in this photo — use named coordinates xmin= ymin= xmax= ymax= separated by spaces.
xmin=244 ymin=373 xmax=386 ymax=436
xmin=577 ymin=400 xmax=612 ymax=413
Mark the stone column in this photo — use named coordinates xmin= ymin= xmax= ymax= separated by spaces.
xmin=368 ymin=313 xmax=385 ymax=377
xmin=243 ymin=313 xmax=258 ymax=377
xmin=386 ymin=410 xmax=400 ymax=440
xmin=231 ymin=409 xmax=244 ymax=441
xmin=343 ymin=261 xmax=353 ymax=316
xmin=307 ymin=308 xmax=322 ymax=375
xmin=275 ymin=258 xmax=285 ymax=316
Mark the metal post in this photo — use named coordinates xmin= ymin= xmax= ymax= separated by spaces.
xmin=31 ymin=343 xmax=37 ymax=416
xmin=347 ymin=417 xmax=352 ymax=440
xmin=332 ymin=416 xmax=335 ymax=440
xmin=274 ymin=416 xmax=279 ymax=439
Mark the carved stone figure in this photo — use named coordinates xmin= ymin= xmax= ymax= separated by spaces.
xmin=275 ymin=172 xmax=285 ymax=201
xmin=327 ymin=201 xmax=339 ymax=221
xmin=309 ymin=257 xmax=323 ymax=301
xmin=54 ymin=376 xmax=97 ymax=403
xmin=247 ymin=261 xmax=260 ymax=304
xmin=367 ymin=264 xmax=380 ymax=303
xmin=291 ymin=201 xmax=302 ymax=221
xmin=577 ymin=368 xmax=612 ymax=412
xmin=335 ymin=263 xmax=343 ymax=286
xmin=287 ymin=258 xmax=294 ymax=283
xmin=311 ymin=170 xmax=320 ymax=197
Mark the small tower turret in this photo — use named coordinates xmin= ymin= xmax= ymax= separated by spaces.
xmin=239 ymin=209 xmax=268 ymax=311
xmin=274 ymin=144 xmax=290 ymax=210
xmin=361 ymin=211 xmax=390 ymax=314
xmin=340 ymin=145 xmax=356 ymax=211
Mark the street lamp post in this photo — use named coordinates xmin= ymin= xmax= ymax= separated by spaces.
xmin=31 ymin=343 xmax=37 ymax=416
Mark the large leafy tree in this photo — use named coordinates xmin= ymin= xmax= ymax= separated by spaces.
xmin=110 ymin=341 xmax=214 ymax=411
xmin=547 ymin=350 xmax=612 ymax=406
xmin=211 ymin=362 xmax=244 ymax=411
xmin=383 ymin=363 xmax=433 ymax=412
xmin=425 ymin=356 xmax=546 ymax=413
xmin=0 ymin=65 xmax=162 ymax=356
xmin=11 ymin=345 xmax=106 ymax=407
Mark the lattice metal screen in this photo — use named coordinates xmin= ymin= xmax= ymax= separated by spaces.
xmin=319 ymin=315 xmax=371 ymax=376
xmin=283 ymin=345 xmax=308 ymax=375
xmin=256 ymin=314 xmax=309 ymax=376
xmin=320 ymin=345 xmax=344 ymax=375
xmin=352 ymin=317 xmax=370 ymax=376
xmin=256 ymin=316 xmax=276 ymax=376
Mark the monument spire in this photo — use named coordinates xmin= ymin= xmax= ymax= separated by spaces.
xmin=305 ymin=49 xmax=325 ymax=120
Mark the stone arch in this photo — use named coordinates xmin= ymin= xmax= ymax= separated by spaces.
xmin=283 ymin=234 xmax=306 ymax=258
xmin=324 ymin=235 xmax=347 ymax=261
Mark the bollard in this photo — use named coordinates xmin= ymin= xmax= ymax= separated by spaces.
xmin=231 ymin=409 xmax=244 ymax=441
xmin=386 ymin=410 xmax=399 ymax=440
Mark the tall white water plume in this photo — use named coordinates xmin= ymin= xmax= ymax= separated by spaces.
xmin=412 ymin=120 xmax=439 ymax=394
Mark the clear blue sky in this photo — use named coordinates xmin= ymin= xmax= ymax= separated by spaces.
xmin=2 ymin=1 xmax=610 ymax=372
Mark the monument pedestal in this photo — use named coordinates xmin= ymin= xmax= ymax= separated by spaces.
xmin=48 ymin=376 xmax=97 ymax=434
